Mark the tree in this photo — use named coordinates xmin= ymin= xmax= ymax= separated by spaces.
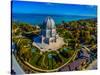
xmin=84 ymin=31 xmax=91 ymax=44
xmin=19 ymin=45 xmax=32 ymax=62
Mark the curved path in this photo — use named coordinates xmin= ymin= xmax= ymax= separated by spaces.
xmin=21 ymin=50 xmax=78 ymax=72
xmin=12 ymin=53 xmax=25 ymax=74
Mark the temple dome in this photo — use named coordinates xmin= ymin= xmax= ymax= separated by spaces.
xmin=44 ymin=16 xmax=55 ymax=29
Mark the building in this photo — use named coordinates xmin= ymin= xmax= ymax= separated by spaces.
xmin=41 ymin=16 xmax=57 ymax=44
xmin=33 ymin=16 xmax=64 ymax=51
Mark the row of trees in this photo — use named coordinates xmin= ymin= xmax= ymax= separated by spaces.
xmin=57 ymin=18 xmax=97 ymax=49
xmin=61 ymin=18 xmax=97 ymax=28
xmin=12 ymin=22 xmax=41 ymax=62
xmin=12 ymin=22 xmax=41 ymax=37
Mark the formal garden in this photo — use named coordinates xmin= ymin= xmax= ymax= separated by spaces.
xmin=12 ymin=18 xmax=97 ymax=72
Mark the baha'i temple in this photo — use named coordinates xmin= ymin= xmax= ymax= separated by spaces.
xmin=33 ymin=16 xmax=64 ymax=51
xmin=41 ymin=16 xmax=57 ymax=44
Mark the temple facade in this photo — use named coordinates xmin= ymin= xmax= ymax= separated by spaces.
xmin=41 ymin=16 xmax=57 ymax=44
xmin=33 ymin=16 xmax=64 ymax=51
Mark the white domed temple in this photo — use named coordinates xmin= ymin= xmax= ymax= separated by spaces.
xmin=41 ymin=16 xmax=57 ymax=44
xmin=33 ymin=16 xmax=65 ymax=51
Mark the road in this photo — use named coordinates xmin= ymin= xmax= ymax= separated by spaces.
xmin=86 ymin=59 xmax=97 ymax=70
xmin=12 ymin=53 xmax=25 ymax=74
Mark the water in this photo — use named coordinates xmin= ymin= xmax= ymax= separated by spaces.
xmin=12 ymin=13 xmax=96 ymax=25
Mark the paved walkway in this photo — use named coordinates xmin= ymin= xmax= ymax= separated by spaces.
xmin=12 ymin=54 xmax=25 ymax=74
xmin=33 ymin=36 xmax=65 ymax=52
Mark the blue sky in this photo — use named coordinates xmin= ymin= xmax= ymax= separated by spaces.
xmin=12 ymin=1 xmax=97 ymax=17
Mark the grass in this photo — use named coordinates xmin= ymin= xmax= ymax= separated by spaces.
xmin=29 ymin=53 xmax=41 ymax=67
xmin=28 ymin=47 xmax=76 ymax=70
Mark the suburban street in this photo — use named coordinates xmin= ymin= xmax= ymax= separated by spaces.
xmin=12 ymin=53 xmax=25 ymax=74
xmin=86 ymin=59 xmax=97 ymax=70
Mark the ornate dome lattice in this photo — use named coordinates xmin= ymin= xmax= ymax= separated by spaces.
xmin=43 ymin=16 xmax=55 ymax=29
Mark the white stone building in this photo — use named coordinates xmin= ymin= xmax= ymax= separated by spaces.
xmin=41 ymin=16 xmax=57 ymax=44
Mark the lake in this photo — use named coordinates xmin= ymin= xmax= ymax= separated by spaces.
xmin=12 ymin=13 xmax=96 ymax=25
